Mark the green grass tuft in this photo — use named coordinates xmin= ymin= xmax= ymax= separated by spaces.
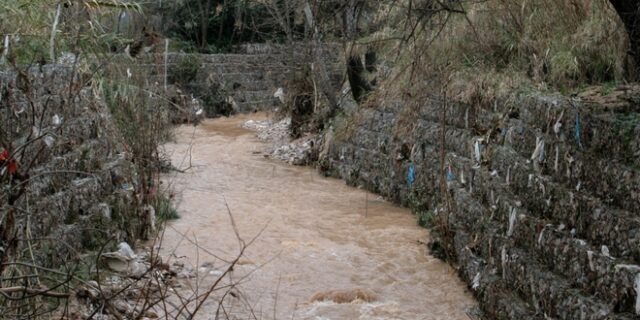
xmin=154 ymin=195 xmax=180 ymax=221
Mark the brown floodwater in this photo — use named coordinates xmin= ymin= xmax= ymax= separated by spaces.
xmin=159 ymin=114 xmax=476 ymax=320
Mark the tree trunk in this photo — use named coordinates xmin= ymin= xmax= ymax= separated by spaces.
xmin=197 ymin=0 xmax=212 ymax=51
xmin=609 ymin=1 xmax=640 ymax=78
xmin=342 ymin=0 xmax=362 ymax=40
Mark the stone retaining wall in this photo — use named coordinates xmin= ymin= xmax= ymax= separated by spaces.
xmin=130 ymin=44 xmax=344 ymax=116
xmin=320 ymin=87 xmax=640 ymax=319
xmin=0 ymin=66 xmax=144 ymax=266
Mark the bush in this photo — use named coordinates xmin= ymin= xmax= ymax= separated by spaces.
xmin=416 ymin=210 xmax=434 ymax=228
xmin=168 ymin=55 xmax=201 ymax=85
xmin=367 ymin=0 xmax=628 ymax=105
xmin=153 ymin=194 xmax=180 ymax=221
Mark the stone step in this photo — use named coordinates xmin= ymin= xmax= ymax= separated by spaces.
xmin=333 ymin=113 xmax=639 ymax=253
xmin=531 ymin=227 xmax=640 ymax=314
xmin=452 ymin=212 xmax=633 ymax=319
xmin=340 ymin=130 xmax=640 ymax=313
xmin=235 ymin=99 xmax=280 ymax=113
xmin=321 ymin=93 xmax=640 ymax=320
xmin=506 ymin=167 xmax=640 ymax=263
xmin=169 ymin=53 xmax=285 ymax=65
xmin=396 ymin=94 xmax=640 ymax=173
xmin=202 ymin=63 xmax=289 ymax=74
xmin=451 ymin=186 xmax=640 ymax=314
xmin=503 ymin=247 xmax=634 ymax=319
xmin=517 ymin=94 xmax=640 ymax=167
xmin=453 ymin=230 xmax=543 ymax=319
xmin=450 ymin=145 xmax=640 ymax=264
xmin=387 ymin=114 xmax=640 ymax=226
xmin=233 ymin=90 xmax=278 ymax=103
xmin=487 ymin=133 xmax=640 ymax=213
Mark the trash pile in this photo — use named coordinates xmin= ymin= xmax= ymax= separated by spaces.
xmin=243 ymin=118 xmax=318 ymax=165
xmin=69 ymin=240 xmax=239 ymax=319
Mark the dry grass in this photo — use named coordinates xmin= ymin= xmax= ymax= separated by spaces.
xmin=366 ymin=0 xmax=629 ymax=106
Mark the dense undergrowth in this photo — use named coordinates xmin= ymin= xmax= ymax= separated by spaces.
xmin=0 ymin=1 xmax=184 ymax=318
xmin=354 ymin=0 xmax=629 ymax=107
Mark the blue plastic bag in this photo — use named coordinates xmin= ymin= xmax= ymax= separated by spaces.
xmin=407 ymin=164 xmax=416 ymax=187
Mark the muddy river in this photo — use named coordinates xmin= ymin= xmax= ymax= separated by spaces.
xmin=159 ymin=114 xmax=476 ymax=319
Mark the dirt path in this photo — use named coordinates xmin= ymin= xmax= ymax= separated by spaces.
xmin=159 ymin=114 xmax=476 ymax=319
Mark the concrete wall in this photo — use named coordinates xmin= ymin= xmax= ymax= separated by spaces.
xmin=320 ymin=88 xmax=640 ymax=319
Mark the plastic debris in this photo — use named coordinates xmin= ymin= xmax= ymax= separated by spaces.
xmin=531 ymin=137 xmax=545 ymax=162
xmin=101 ymin=242 xmax=147 ymax=278
xmin=447 ymin=164 xmax=455 ymax=182
xmin=120 ymin=183 xmax=133 ymax=191
xmin=553 ymin=110 xmax=564 ymax=135
xmin=118 ymin=242 xmax=136 ymax=259
xmin=537 ymin=228 xmax=546 ymax=246
xmin=43 ymin=135 xmax=55 ymax=147
xmin=12 ymin=104 xmax=25 ymax=115
xmin=274 ymin=87 xmax=285 ymax=104
xmin=587 ymin=250 xmax=595 ymax=272
xmin=614 ymin=264 xmax=640 ymax=273
xmin=507 ymin=207 xmax=517 ymax=237
xmin=505 ymin=127 xmax=514 ymax=145
xmin=601 ymin=245 xmax=611 ymax=258
xmin=472 ymin=272 xmax=481 ymax=290
xmin=474 ymin=140 xmax=481 ymax=163
xmin=407 ymin=164 xmax=415 ymax=187
xmin=32 ymin=126 xmax=42 ymax=137
xmin=51 ymin=114 xmax=62 ymax=127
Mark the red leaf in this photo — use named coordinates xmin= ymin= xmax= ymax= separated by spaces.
xmin=8 ymin=161 xmax=17 ymax=174
xmin=0 ymin=149 xmax=8 ymax=161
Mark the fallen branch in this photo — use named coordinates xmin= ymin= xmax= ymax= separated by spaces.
xmin=0 ymin=286 xmax=70 ymax=299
